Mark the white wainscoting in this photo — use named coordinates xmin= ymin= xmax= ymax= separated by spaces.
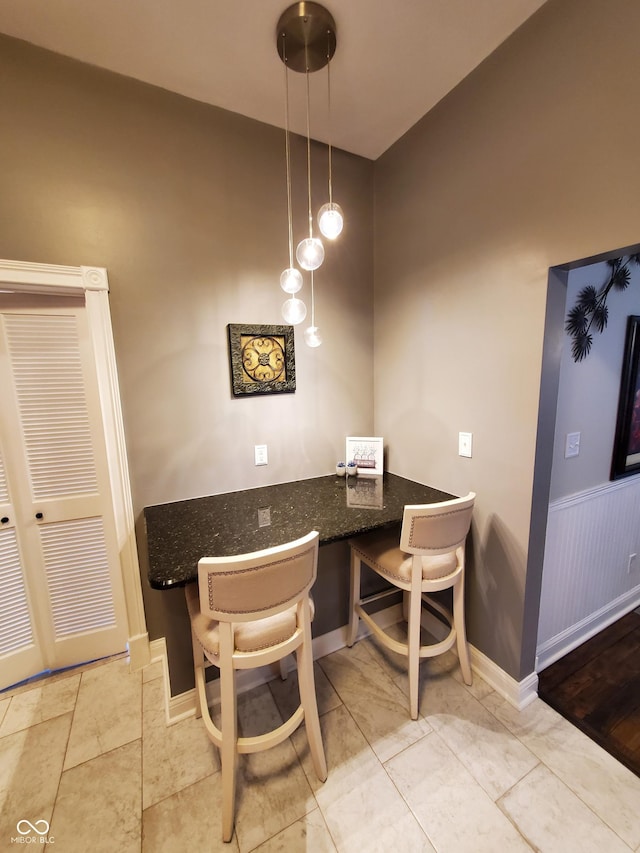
xmin=536 ymin=477 xmax=640 ymax=671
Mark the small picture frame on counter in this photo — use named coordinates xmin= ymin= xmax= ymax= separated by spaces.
xmin=345 ymin=436 xmax=384 ymax=476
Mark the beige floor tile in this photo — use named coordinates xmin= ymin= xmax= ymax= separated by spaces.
xmin=143 ymin=773 xmax=239 ymax=852
xmin=3 ymin=646 xmax=638 ymax=853
xmin=385 ymin=730 xmax=533 ymax=852
xmin=361 ymin=627 xmax=485 ymax=715
xmin=142 ymin=660 xmax=164 ymax=683
xmin=0 ymin=673 xmax=80 ymax=737
xmin=64 ymin=656 xmax=142 ymax=770
xmin=267 ymin=661 xmax=339 ymax=774
xmin=295 ymin=703 xmax=380 ymax=797
xmin=0 ymin=695 xmax=11 ymax=728
xmin=268 ymin=660 xmax=342 ymax=722
xmin=500 ymin=762 xmax=630 ymax=852
xmin=142 ymin=676 xmax=219 ymax=809
xmin=297 ymin=703 xmax=434 ymax=851
xmin=252 ymin=807 xmax=337 ymax=852
xmin=0 ymin=712 xmax=72 ymax=844
xmin=362 ymin=622 xmax=463 ymax=680
xmin=485 ymin=692 xmax=640 ymax=849
xmin=230 ymin=685 xmax=317 ymax=853
xmin=319 ymin=643 xmax=431 ymax=762
xmin=414 ymin=671 xmax=539 ymax=799
xmin=324 ymin=777 xmax=436 ymax=853
xmin=51 ymin=739 xmax=141 ymax=852
xmin=449 ymin=658 xmax=495 ymax=702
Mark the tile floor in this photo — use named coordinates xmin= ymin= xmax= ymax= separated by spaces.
xmin=1 ymin=633 xmax=640 ymax=853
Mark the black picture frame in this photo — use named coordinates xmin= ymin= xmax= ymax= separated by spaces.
xmin=611 ymin=315 xmax=640 ymax=479
xmin=227 ymin=324 xmax=296 ymax=396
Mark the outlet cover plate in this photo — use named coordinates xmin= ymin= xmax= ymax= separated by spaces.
xmin=459 ymin=432 xmax=472 ymax=458
xmin=254 ymin=444 xmax=268 ymax=466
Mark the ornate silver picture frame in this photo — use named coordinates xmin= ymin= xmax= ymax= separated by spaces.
xmin=228 ymin=324 xmax=296 ymax=396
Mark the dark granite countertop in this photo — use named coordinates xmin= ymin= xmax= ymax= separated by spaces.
xmin=144 ymin=472 xmax=453 ymax=589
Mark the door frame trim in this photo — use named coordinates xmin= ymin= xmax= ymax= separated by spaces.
xmin=0 ymin=259 xmax=149 ymax=670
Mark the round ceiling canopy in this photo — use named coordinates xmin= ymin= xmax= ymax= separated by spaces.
xmin=276 ymin=2 xmax=337 ymax=73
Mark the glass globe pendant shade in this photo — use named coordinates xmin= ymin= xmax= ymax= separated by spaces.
xmin=304 ymin=325 xmax=323 ymax=348
xmin=280 ymin=267 xmax=303 ymax=294
xmin=318 ymin=202 xmax=344 ymax=240
xmin=296 ymin=237 xmax=325 ymax=271
xmin=282 ymin=296 xmax=307 ymax=325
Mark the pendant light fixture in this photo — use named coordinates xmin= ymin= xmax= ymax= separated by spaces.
xmin=303 ymin=269 xmax=323 ymax=347
xmin=276 ymin=2 xmax=341 ymax=342
xmin=282 ymin=294 xmax=308 ymax=325
xmin=317 ymin=35 xmax=343 ymax=240
xmin=296 ymin=67 xmax=325 ymax=272
xmin=279 ymin=35 xmax=303 ymax=297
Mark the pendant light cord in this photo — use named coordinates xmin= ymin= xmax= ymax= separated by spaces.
xmin=283 ymin=36 xmax=294 ymax=269
xmin=310 ymin=269 xmax=315 ymax=326
xmin=327 ymin=35 xmax=333 ymax=206
xmin=305 ymin=69 xmax=313 ymax=239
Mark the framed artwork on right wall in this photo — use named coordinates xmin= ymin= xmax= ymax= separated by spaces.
xmin=611 ymin=315 xmax=640 ymax=479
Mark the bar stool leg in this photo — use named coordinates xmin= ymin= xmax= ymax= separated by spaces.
xmin=219 ymin=630 xmax=238 ymax=843
xmin=407 ymin=570 xmax=422 ymax=721
xmin=347 ymin=551 xmax=361 ymax=647
xmin=453 ymin=577 xmax=472 ymax=685
xmin=297 ymin=611 xmax=327 ymax=781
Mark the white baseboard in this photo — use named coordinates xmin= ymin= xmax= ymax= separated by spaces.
xmin=152 ymin=605 xmax=536 ymax=724
xmin=470 ymin=646 xmax=538 ymax=710
xmin=535 ymin=586 xmax=640 ymax=672
xmin=127 ymin=632 xmax=150 ymax=672
xmin=148 ymin=637 xmax=194 ymax=725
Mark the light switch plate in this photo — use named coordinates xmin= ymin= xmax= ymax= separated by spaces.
xmin=254 ymin=444 xmax=268 ymax=466
xmin=458 ymin=432 xmax=472 ymax=458
xmin=565 ymin=432 xmax=580 ymax=458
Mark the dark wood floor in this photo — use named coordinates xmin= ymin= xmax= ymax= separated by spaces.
xmin=537 ymin=609 xmax=640 ymax=778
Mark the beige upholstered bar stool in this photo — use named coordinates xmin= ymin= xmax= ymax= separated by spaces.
xmin=348 ymin=493 xmax=476 ymax=720
xmin=185 ymin=530 xmax=327 ymax=843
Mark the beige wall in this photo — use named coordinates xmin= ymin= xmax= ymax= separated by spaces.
xmin=0 ymin=35 xmax=374 ymax=693
xmin=374 ymin=0 xmax=640 ymax=679
xmin=3 ymin=0 xmax=640 ymax=693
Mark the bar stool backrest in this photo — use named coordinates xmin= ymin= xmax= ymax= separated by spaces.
xmin=198 ymin=531 xmax=319 ymax=623
xmin=400 ymin=492 xmax=476 ymax=556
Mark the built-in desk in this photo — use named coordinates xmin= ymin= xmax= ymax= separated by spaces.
xmin=145 ymin=473 xmax=453 ymax=590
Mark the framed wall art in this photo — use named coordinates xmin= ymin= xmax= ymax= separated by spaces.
xmin=227 ymin=324 xmax=296 ymax=396
xmin=611 ymin=315 xmax=640 ymax=479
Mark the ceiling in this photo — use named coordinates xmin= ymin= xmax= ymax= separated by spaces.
xmin=0 ymin=0 xmax=548 ymax=160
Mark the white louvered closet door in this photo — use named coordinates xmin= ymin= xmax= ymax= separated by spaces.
xmin=0 ymin=295 xmax=128 ymax=690
xmin=0 ymin=437 xmax=45 ymax=687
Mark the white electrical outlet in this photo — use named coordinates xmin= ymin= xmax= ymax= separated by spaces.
xmin=458 ymin=432 xmax=472 ymax=458
xmin=254 ymin=444 xmax=268 ymax=466
xmin=565 ymin=432 xmax=580 ymax=458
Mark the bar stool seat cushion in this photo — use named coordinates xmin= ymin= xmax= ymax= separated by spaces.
xmin=350 ymin=531 xmax=457 ymax=583
xmin=186 ymin=583 xmax=314 ymax=658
